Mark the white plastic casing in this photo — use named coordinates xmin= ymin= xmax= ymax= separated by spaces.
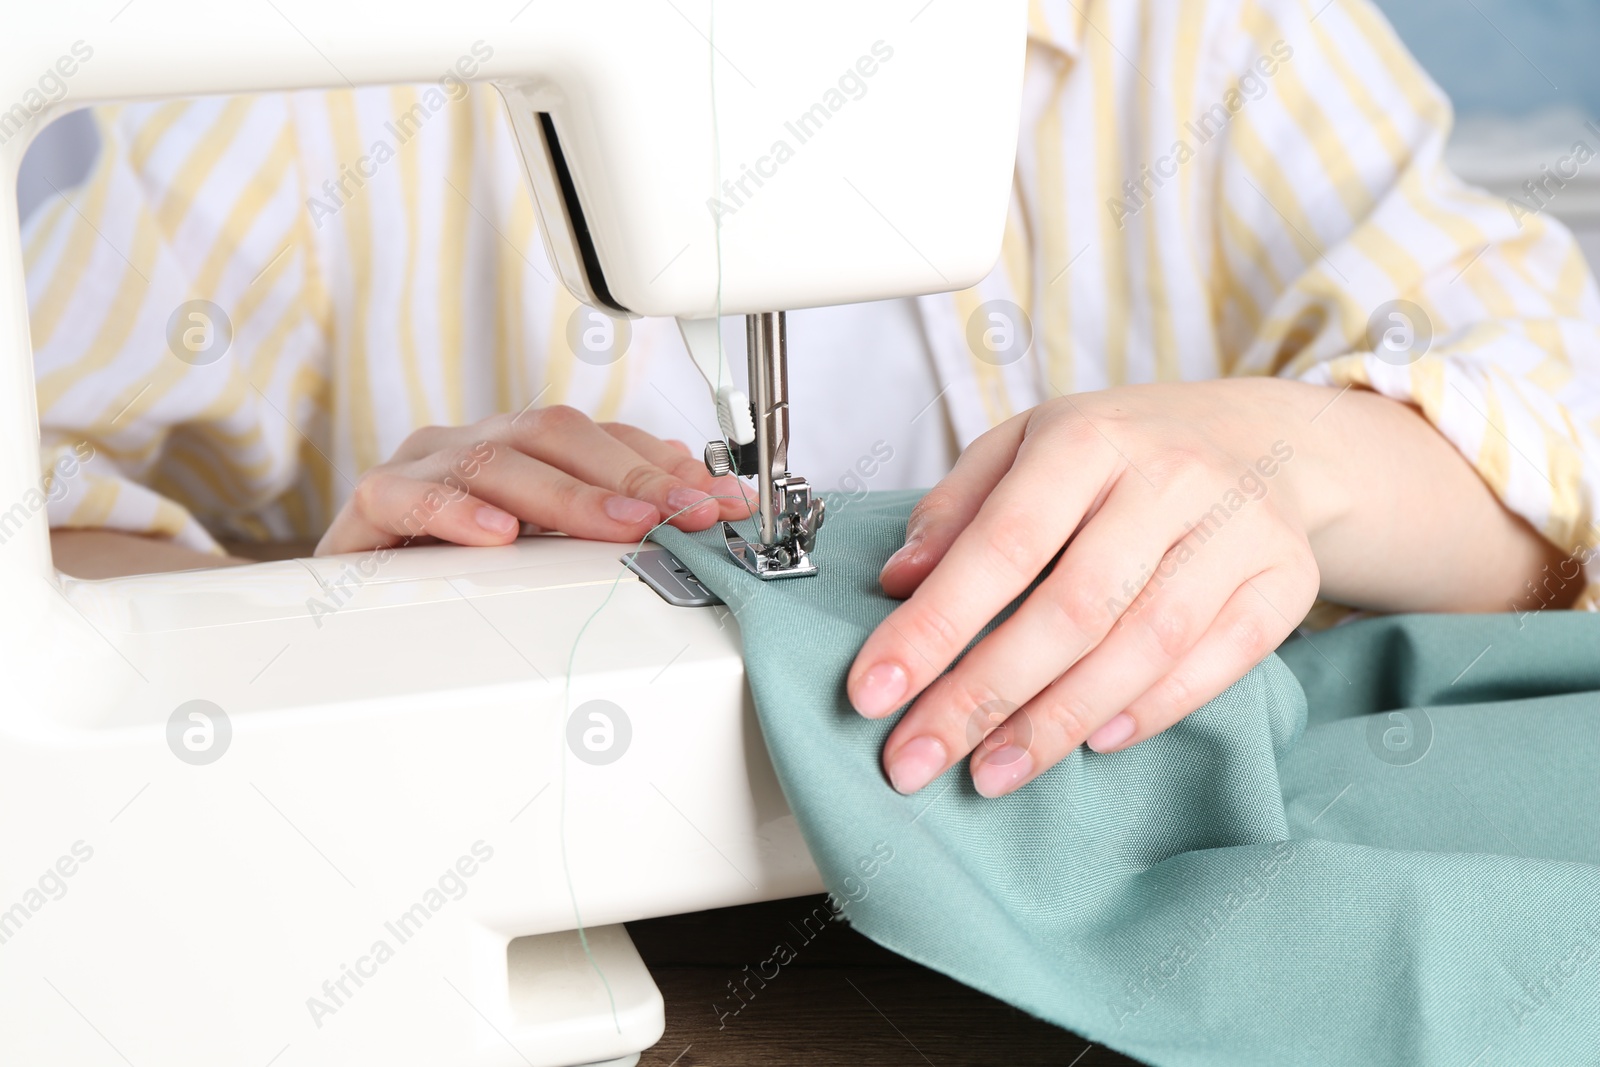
xmin=0 ymin=3 xmax=1027 ymax=1064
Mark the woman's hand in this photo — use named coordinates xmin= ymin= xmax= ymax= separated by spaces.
xmin=847 ymin=378 xmax=1566 ymax=798
xmin=316 ymin=406 xmax=750 ymax=556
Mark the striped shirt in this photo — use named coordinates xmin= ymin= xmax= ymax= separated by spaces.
xmin=25 ymin=0 xmax=1600 ymax=610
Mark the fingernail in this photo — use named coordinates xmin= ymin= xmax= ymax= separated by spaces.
xmin=475 ymin=506 xmax=518 ymax=534
xmin=972 ymin=745 xmax=1033 ymax=798
xmin=1087 ymin=713 xmax=1137 ymax=753
xmin=666 ymin=487 xmax=715 ymax=516
xmin=887 ymin=736 xmax=947 ymax=795
xmin=604 ymin=496 xmax=659 ymax=524
xmin=883 ymin=536 xmax=924 ymax=571
xmin=852 ymin=662 xmax=909 ymax=717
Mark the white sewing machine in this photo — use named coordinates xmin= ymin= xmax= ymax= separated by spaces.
xmin=0 ymin=3 xmax=1026 ymax=1064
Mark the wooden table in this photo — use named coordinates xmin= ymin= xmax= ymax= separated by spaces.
xmin=629 ymin=896 xmax=1143 ymax=1067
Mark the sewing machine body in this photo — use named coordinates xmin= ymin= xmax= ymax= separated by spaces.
xmin=6 ymin=538 xmax=810 ymax=1065
xmin=0 ymin=2 xmax=1027 ymax=1063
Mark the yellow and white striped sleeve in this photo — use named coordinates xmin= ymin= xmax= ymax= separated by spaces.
xmin=25 ymin=96 xmax=324 ymax=553
xmin=1216 ymin=0 xmax=1600 ymax=610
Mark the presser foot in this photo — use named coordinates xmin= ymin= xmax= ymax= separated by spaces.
xmin=721 ymin=472 xmax=825 ymax=580
xmin=723 ymin=522 xmax=818 ymax=579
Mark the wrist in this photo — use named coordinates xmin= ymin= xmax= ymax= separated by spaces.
xmin=1275 ymin=380 xmax=1565 ymax=612
xmin=1230 ymin=377 xmax=1357 ymax=545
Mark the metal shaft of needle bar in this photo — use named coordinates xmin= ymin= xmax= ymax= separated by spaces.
xmin=745 ymin=312 xmax=789 ymax=546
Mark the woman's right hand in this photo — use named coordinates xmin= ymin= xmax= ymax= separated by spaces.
xmin=315 ymin=406 xmax=751 ymax=556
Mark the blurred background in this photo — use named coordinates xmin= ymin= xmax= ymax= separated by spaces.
xmin=18 ymin=0 xmax=1600 ymax=264
xmin=1375 ymin=0 xmax=1600 ymax=264
xmin=1377 ymin=0 xmax=1599 ymax=117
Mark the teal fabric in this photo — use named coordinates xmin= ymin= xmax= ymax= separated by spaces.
xmin=651 ymin=490 xmax=1600 ymax=1067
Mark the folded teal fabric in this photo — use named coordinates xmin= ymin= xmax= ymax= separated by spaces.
xmin=652 ymin=490 xmax=1600 ymax=1067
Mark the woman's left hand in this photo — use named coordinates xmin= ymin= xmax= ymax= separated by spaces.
xmin=846 ymin=376 xmax=1563 ymax=798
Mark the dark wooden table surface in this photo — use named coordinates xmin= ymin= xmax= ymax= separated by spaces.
xmin=628 ymin=896 xmax=1144 ymax=1067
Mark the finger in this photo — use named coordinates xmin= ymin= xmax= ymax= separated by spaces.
xmin=879 ymin=414 xmax=1027 ymax=599
xmin=602 ymin=422 xmax=716 ymax=488
xmin=848 ymin=411 xmax=1118 ymax=719
xmin=877 ymin=476 xmax=1203 ymax=793
xmin=1088 ymin=564 xmax=1317 ymax=753
xmin=603 ymin=422 xmax=752 ymax=522
xmin=510 ymin=406 xmax=721 ymax=530
xmin=317 ymin=473 xmax=523 ymax=556
xmin=325 ymin=451 xmax=662 ymax=555
xmin=393 ymin=415 xmax=742 ymax=528
xmin=967 ymin=526 xmax=1257 ymax=798
xmin=388 ymin=422 xmax=475 ymax=464
xmin=454 ymin=447 xmax=671 ymax=541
